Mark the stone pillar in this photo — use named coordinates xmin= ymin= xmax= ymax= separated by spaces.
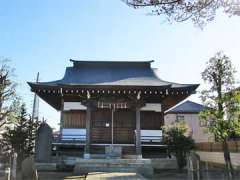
xmin=84 ymin=103 xmax=91 ymax=159
xmin=136 ymin=107 xmax=142 ymax=159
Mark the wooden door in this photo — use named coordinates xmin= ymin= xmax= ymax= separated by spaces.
xmin=91 ymin=109 xmax=111 ymax=144
xmin=113 ymin=109 xmax=135 ymax=144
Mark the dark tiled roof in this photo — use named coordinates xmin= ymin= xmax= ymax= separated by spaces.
xmin=27 ymin=60 xmax=200 ymax=110
xmin=166 ymin=100 xmax=205 ymax=114
xmin=28 ymin=60 xmax=199 ymax=89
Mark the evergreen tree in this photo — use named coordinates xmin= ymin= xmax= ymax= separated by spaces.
xmin=2 ymin=103 xmax=39 ymax=168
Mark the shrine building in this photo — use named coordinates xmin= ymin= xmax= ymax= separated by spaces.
xmin=28 ymin=60 xmax=199 ymax=159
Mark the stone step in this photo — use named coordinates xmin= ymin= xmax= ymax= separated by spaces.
xmin=74 ymin=159 xmax=153 ymax=178
xmin=76 ymin=158 xmax=152 ymax=164
xmin=75 ymin=163 xmax=145 ymax=168
xmin=86 ymin=172 xmax=145 ymax=180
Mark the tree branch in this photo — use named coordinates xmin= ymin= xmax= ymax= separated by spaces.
xmin=124 ymin=0 xmax=181 ymax=7
xmin=0 ymin=121 xmax=6 ymax=128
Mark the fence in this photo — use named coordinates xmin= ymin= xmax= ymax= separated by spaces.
xmin=195 ymin=141 xmax=240 ymax=152
xmin=0 ymin=151 xmax=16 ymax=180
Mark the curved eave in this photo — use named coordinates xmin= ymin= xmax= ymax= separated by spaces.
xmin=28 ymin=82 xmax=199 ymax=91
xmin=27 ymin=82 xmax=199 ymax=111
xmin=172 ymin=83 xmax=199 ymax=91
xmin=28 ymin=82 xmax=59 ymax=89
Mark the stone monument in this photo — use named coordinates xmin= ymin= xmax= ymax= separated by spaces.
xmin=21 ymin=156 xmax=38 ymax=180
xmin=35 ymin=123 xmax=53 ymax=163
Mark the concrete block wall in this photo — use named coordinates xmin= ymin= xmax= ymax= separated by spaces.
xmin=151 ymin=158 xmax=178 ymax=169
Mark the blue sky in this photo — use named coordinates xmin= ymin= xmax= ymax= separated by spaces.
xmin=0 ymin=1 xmax=239 ymax=129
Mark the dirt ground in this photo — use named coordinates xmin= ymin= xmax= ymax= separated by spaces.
xmin=2 ymin=169 xmax=240 ymax=180
xmin=37 ymin=170 xmax=240 ymax=180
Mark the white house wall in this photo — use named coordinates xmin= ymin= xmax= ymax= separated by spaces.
xmin=164 ymin=113 xmax=214 ymax=143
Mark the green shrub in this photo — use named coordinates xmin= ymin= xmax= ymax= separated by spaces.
xmin=163 ymin=121 xmax=195 ymax=170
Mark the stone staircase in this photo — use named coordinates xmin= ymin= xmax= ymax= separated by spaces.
xmin=73 ymin=158 xmax=153 ymax=178
xmin=35 ymin=157 xmax=178 ymax=179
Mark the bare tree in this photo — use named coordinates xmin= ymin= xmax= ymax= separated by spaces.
xmin=0 ymin=58 xmax=17 ymax=128
xmin=123 ymin=0 xmax=240 ymax=27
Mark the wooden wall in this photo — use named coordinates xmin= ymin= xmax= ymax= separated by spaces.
xmin=141 ymin=111 xmax=163 ymax=130
xmin=62 ymin=109 xmax=164 ymax=144
xmin=63 ymin=111 xmax=86 ymax=128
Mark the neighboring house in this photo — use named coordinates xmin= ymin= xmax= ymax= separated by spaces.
xmin=165 ymin=100 xmax=213 ymax=143
xmin=228 ymin=87 xmax=240 ymax=140
xmin=229 ymin=87 xmax=240 ymax=119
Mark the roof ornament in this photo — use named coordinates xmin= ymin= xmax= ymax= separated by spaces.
xmin=137 ymin=91 xmax=141 ymax=100
xmin=87 ymin=90 xmax=91 ymax=99
xmin=60 ymin=88 xmax=63 ymax=96
xmin=166 ymin=89 xmax=169 ymax=95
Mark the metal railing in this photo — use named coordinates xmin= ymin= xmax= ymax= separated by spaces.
xmin=133 ymin=130 xmax=165 ymax=146
xmin=53 ymin=134 xmax=86 ymax=144
xmin=141 ymin=135 xmax=163 ymax=143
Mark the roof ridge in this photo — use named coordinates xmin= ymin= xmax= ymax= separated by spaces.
xmin=69 ymin=59 xmax=154 ymax=63
xmin=184 ymin=100 xmax=204 ymax=106
xmin=165 ymin=100 xmax=205 ymax=114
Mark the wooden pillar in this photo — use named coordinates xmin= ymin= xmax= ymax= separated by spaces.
xmin=111 ymin=108 xmax=114 ymax=145
xmin=59 ymin=97 xmax=64 ymax=137
xmin=84 ymin=103 xmax=91 ymax=159
xmin=135 ymin=106 xmax=142 ymax=159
